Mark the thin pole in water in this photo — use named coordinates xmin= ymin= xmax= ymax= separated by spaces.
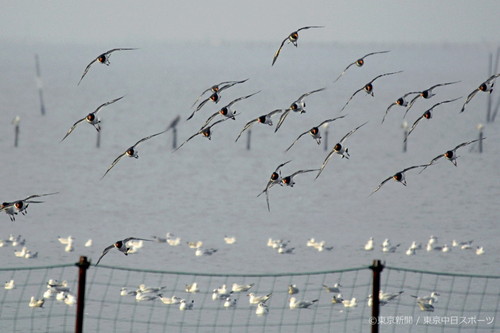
xmin=167 ymin=115 xmax=181 ymax=150
xmin=96 ymin=130 xmax=101 ymax=148
xmin=402 ymin=121 xmax=409 ymax=153
xmin=75 ymin=256 xmax=90 ymax=333
xmin=35 ymin=54 xmax=46 ymax=116
xmin=323 ymin=127 xmax=329 ymax=151
xmin=478 ymin=124 xmax=484 ymax=153
xmin=246 ymin=129 xmax=251 ymax=150
xmin=12 ymin=116 xmax=21 ymax=147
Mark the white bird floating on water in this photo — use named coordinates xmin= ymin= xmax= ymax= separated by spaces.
xmin=58 ymin=236 xmax=74 ymax=245
xmin=232 ymin=283 xmax=254 ymax=293
xmin=185 ymin=282 xmax=199 ymax=293
xmin=364 ymin=237 xmax=374 ymax=251
xmin=166 ymin=233 xmax=181 ymax=246
xmin=84 ymin=239 xmax=93 ymax=247
xmin=4 ymin=280 xmax=15 ymax=290
xmin=476 ymin=246 xmax=485 ymax=255
xmin=29 ymin=296 xmax=44 ymax=308
xmin=248 ymin=292 xmax=272 ymax=305
xmin=159 ymin=295 xmax=182 ymax=305
xmin=223 ymin=297 xmax=237 ymax=308
xmin=289 ymin=296 xmax=318 ymax=309
xmin=179 ymin=299 xmax=194 ymax=310
xmin=322 ymin=283 xmax=341 ymax=293
xmin=224 ymin=235 xmax=236 ymax=244
xmin=256 ymin=302 xmax=269 ymax=316
xmin=342 ymin=297 xmax=358 ymax=308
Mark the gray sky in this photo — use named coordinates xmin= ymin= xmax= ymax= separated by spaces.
xmin=2 ymin=1 xmax=499 ymax=46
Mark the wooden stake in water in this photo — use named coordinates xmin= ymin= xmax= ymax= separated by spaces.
xmin=12 ymin=116 xmax=21 ymax=147
xmin=478 ymin=124 xmax=484 ymax=153
xmin=486 ymin=47 xmax=500 ymax=123
xmin=167 ymin=115 xmax=181 ymax=150
xmin=322 ymin=123 xmax=330 ymax=151
xmin=246 ymin=129 xmax=251 ymax=150
xmin=35 ymin=54 xmax=46 ymax=116
xmin=402 ymin=120 xmax=409 ymax=153
xmin=96 ymin=130 xmax=101 ymax=148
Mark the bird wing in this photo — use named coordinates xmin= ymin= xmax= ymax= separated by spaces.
xmin=174 ymin=131 xmax=204 ymax=152
xmin=333 ymin=61 xmax=358 ymax=83
xmin=318 ymin=115 xmax=346 ymax=128
xmin=274 ymin=109 xmax=291 ymax=132
xmin=404 ymin=94 xmax=422 ymax=117
xmin=429 ymin=80 xmax=460 ymax=90
xmin=95 ymin=244 xmax=115 ymax=266
xmin=382 ymin=102 xmax=397 ymax=124
xmin=106 ymin=48 xmax=138 ymax=54
xmin=267 ymin=108 xmax=284 ymax=117
xmin=272 ymin=37 xmax=288 ymax=66
xmin=405 ymin=115 xmax=425 ymax=141
xmin=200 ymin=111 xmax=220 ymax=130
xmin=370 ymin=175 xmax=394 ymax=195
xmin=60 ymin=117 xmax=87 ymax=142
xmin=362 ymin=50 xmax=390 ymax=58
xmin=460 ymin=88 xmax=480 ymax=112
xmin=427 ymin=97 xmax=461 ymax=111
xmin=101 ymin=152 xmax=127 ymax=179
xmin=93 ymin=96 xmax=125 ymax=114
xmin=275 ymin=160 xmax=292 ymax=172
xmin=340 ymin=122 xmax=367 ymax=144
xmin=296 ymin=87 xmax=326 ymax=102
xmin=218 ymin=78 xmax=249 ymax=93
xmin=401 ymin=164 xmax=427 ymax=174
xmin=191 ymin=87 xmax=214 ymax=108
xmin=123 ymin=237 xmax=153 ymax=242
xmin=235 ymin=118 xmax=258 ymax=142
xmin=77 ymin=58 xmax=98 ymax=85
xmin=227 ymin=90 xmax=261 ymax=107
xmin=195 ymin=95 xmax=212 ymax=112
xmin=340 ymin=87 xmax=363 ymax=112
xmin=296 ymin=25 xmax=325 ymax=32
xmin=134 ymin=130 xmax=169 ymax=148
xmin=315 ymin=151 xmax=336 ymax=180
xmin=369 ymin=71 xmax=403 ymax=84
xmin=454 ymin=138 xmax=480 ymax=151
xmin=285 ymin=130 xmax=310 ymax=152
xmin=23 ymin=192 xmax=59 ymax=201
xmin=290 ymin=169 xmax=320 ymax=179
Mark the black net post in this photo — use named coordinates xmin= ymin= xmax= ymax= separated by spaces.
xmin=75 ymin=256 xmax=90 ymax=333
xmin=370 ymin=260 xmax=384 ymax=333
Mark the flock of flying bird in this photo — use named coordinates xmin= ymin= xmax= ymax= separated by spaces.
xmin=2 ymin=26 xmax=497 ymax=276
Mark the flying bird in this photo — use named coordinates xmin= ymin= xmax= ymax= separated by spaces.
xmin=272 ymin=26 xmax=324 ymax=66
xmin=315 ymin=122 xmax=367 ymax=179
xmin=404 ymin=81 xmax=460 ymax=117
xmin=234 ymin=109 xmax=283 ymax=142
xmin=405 ymin=97 xmax=461 ymax=142
xmin=281 ymin=169 xmax=319 ymax=187
xmin=200 ymin=91 xmax=260 ymax=129
xmin=60 ymin=96 xmax=124 ymax=142
xmin=95 ymin=237 xmax=152 ymax=266
xmin=175 ymin=118 xmax=230 ymax=151
xmin=1 ymin=192 xmax=58 ymax=222
xmin=370 ymin=165 xmax=428 ymax=195
xmin=340 ymin=71 xmax=402 ymax=112
xmin=381 ymin=91 xmax=420 ymax=124
xmin=460 ymin=73 xmax=500 ymax=112
xmin=78 ymin=48 xmax=137 ymax=85
xmin=101 ymin=129 xmax=169 ymax=179
xmin=191 ymin=79 xmax=249 ymax=108
xmin=419 ymin=139 xmax=482 ymax=172
xmin=285 ymin=116 xmax=346 ymax=152
xmin=334 ymin=51 xmax=390 ymax=82
xmin=257 ymin=160 xmax=292 ymax=212
xmin=275 ymin=87 xmax=326 ymax=132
